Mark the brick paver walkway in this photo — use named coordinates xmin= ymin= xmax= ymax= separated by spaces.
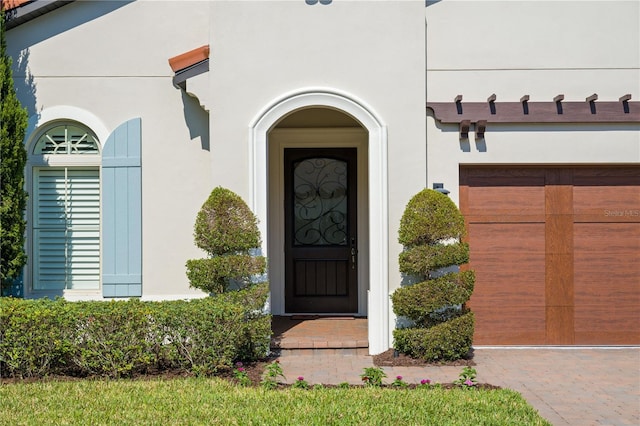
xmin=275 ymin=347 xmax=640 ymax=426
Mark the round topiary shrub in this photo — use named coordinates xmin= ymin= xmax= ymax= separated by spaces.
xmin=186 ymin=187 xmax=266 ymax=294
xmin=391 ymin=188 xmax=475 ymax=361
xmin=398 ymin=188 xmax=466 ymax=247
xmin=194 ymin=187 xmax=261 ymax=255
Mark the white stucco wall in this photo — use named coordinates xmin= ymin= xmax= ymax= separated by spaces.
xmin=426 ymin=0 xmax=639 ymax=100
xmin=8 ymin=0 xmax=213 ymax=298
xmin=425 ymin=0 xmax=640 ymax=205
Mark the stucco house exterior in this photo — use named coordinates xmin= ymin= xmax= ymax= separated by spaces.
xmin=3 ymin=0 xmax=639 ymax=354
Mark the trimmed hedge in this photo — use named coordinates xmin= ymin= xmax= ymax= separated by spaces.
xmin=392 ymin=189 xmax=475 ymax=362
xmin=186 ymin=255 xmax=267 ymax=294
xmin=399 ymin=243 xmax=469 ymax=276
xmin=391 ymin=271 xmax=475 ymax=325
xmin=0 ymin=284 xmax=270 ymax=379
xmin=0 ymin=298 xmax=76 ymax=378
xmin=393 ymin=310 xmax=475 ymax=361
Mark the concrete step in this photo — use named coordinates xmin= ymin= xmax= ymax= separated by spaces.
xmin=270 ymin=346 xmax=370 ymax=357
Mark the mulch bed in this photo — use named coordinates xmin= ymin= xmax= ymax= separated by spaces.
xmin=223 ymin=350 xmax=500 ymax=390
xmin=372 ymin=348 xmax=476 ymax=367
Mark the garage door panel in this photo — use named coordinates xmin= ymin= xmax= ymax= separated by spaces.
xmin=546 ymin=306 xmax=574 ymax=344
xmin=460 ymin=167 xmax=546 ymax=183
xmin=461 ymin=165 xmax=640 ymax=345
xmin=572 ymin=167 xmax=640 ymax=186
xmin=469 ymin=222 xmax=545 ymax=307
xmin=575 ymin=331 xmax=640 ymax=345
xmin=573 ymin=213 xmax=639 ymax=345
xmin=546 ymin=215 xmax=573 ymax=253
xmin=574 ymin=268 xmax=640 ymax=301
xmin=574 ymin=223 xmax=640 ymax=252
xmin=574 ymin=223 xmax=640 ymax=306
xmin=545 ymin=253 xmax=574 ymax=306
xmin=471 ymin=254 xmax=545 ymax=270
xmin=473 ymin=260 xmax=544 ymax=275
xmin=574 ymin=286 xmax=640 ymax=305
xmin=472 ymin=268 xmax=544 ymax=305
xmin=574 ymin=185 xmax=640 ymax=219
xmin=575 ymin=281 xmax=640 ymax=301
xmin=461 ymin=167 xmax=545 ymax=178
xmin=575 ymin=304 xmax=640 ymax=345
xmin=469 ymin=223 xmax=545 ymax=252
xmin=472 ymin=305 xmax=546 ymax=345
xmin=466 ymin=187 xmax=544 ymax=216
xmin=469 ymin=282 xmax=544 ymax=306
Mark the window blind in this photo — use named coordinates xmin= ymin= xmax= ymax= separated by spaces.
xmin=33 ymin=168 xmax=100 ymax=290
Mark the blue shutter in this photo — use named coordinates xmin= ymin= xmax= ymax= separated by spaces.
xmin=101 ymin=118 xmax=142 ymax=297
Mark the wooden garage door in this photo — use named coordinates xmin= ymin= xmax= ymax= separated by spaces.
xmin=460 ymin=166 xmax=640 ymax=345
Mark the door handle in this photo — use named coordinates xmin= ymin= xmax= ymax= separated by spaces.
xmin=350 ymin=237 xmax=357 ymax=269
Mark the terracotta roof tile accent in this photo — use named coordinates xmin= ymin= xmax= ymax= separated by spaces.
xmin=2 ymin=0 xmax=28 ymax=10
xmin=168 ymin=45 xmax=210 ymax=73
xmin=2 ymin=0 xmax=30 ymax=11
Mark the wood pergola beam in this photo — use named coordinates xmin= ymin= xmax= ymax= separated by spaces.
xmin=427 ymin=95 xmax=639 ymax=124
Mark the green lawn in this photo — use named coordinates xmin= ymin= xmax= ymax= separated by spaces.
xmin=0 ymin=378 xmax=550 ymax=425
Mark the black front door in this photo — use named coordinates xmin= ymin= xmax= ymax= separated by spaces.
xmin=284 ymin=148 xmax=358 ymax=313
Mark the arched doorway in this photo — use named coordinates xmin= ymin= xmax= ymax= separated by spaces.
xmin=249 ymin=89 xmax=389 ymax=354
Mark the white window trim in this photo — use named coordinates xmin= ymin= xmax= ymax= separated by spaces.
xmin=24 ymin=107 xmax=107 ymax=299
xmin=24 ymin=106 xmax=110 ymax=147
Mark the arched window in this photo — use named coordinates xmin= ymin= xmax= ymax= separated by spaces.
xmin=30 ymin=122 xmax=101 ymax=291
xmin=33 ymin=123 xmax=100 ymax=155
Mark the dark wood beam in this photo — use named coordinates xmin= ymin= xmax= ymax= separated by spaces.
xmin=427 ymin=97 xmax=640 ymax=124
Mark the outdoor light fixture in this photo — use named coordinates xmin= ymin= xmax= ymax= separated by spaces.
xmin=433 ymin=183 xmax=450 ymax=195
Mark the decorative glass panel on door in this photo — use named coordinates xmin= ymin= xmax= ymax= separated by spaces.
xmin=293 ymin=157 xmax=348 ymax=246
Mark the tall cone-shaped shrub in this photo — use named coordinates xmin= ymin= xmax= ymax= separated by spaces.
xmin=1 ymin=12 xmax=29 ymax=292
xmin=186 ymin=187 xmax=266 ymax=294
xmin=391 ymin=189 xmax=475 ymax=361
